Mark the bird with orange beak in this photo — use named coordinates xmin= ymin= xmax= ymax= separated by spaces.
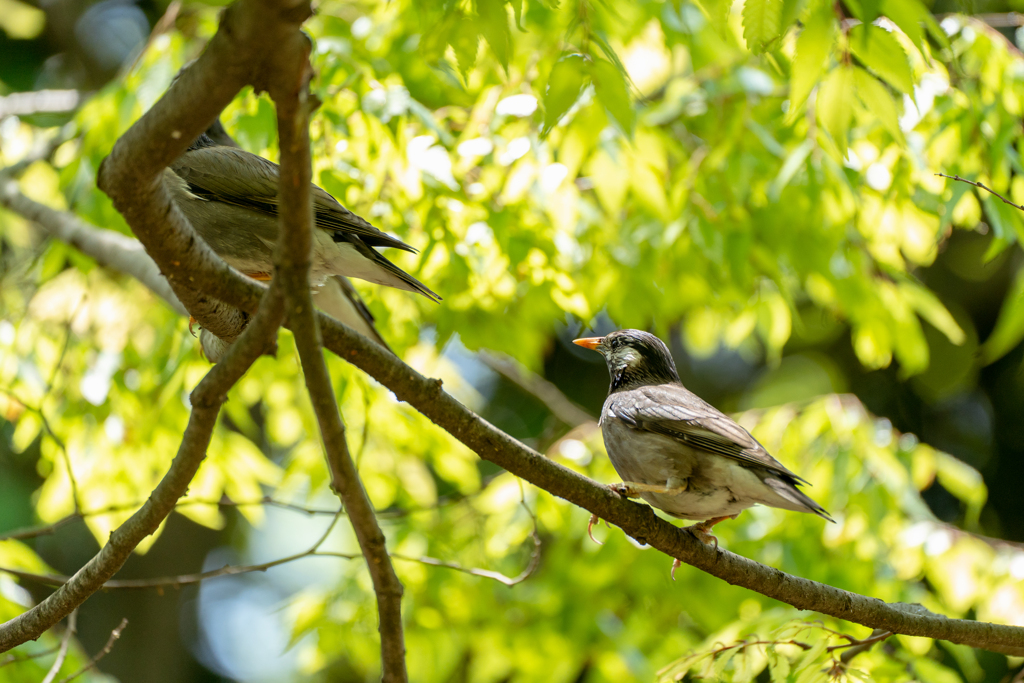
xmin=574 ymin=330 xmax=832 ymax=572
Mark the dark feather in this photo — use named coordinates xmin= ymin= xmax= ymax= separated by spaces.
xmin=170 ymin=146 xmax=415 ymax=253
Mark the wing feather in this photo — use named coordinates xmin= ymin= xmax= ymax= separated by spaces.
xmin=610 ymin=384 xmax=806 ymax=482
xmin=170 ymin=147 xmax=415 ymax=252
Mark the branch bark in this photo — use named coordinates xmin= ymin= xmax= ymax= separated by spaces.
xmin=268 ymin=33 xmax=407 ymax=683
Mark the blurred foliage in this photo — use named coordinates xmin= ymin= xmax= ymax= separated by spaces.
xmin=4 ymin=0 xmax=1024 ymax=681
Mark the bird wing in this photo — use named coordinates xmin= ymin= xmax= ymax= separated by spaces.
xmin=170 ymin=146 xmax=415 ymax=252
xmin=609 ymin=384 xmax=806 ymax=482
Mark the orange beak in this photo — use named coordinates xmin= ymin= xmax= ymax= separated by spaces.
xmin=573 ymin=336 xmax=604 ymax=350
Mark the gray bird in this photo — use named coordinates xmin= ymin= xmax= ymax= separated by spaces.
xmin=164 ymin=131 xmax=440 ymax=301
xmin=181 ymin=122 xmax=395 ymax=352
xmin=574 ymin=330 xmax=832 ymax=561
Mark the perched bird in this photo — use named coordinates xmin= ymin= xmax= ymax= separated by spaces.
xmin=574 ymin=330 xmax=832 ymax=569
xmin=165 ymin=131 xmax=440 ymax=301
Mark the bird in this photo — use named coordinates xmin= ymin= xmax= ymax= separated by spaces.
xmin=573 ymin=329 xmax=833 ymax=574
xmin=164 ymin=129 xmax=441 ymax=302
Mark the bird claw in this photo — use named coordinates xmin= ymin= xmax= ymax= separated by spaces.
xmin=587 ymin=514 xmax=603 ymax=545
xmin=188 ymin=316 xmax=198 ymax=337
xmin=685 ymin=524 xmax=720 ymax=551
xmin=671 ymin=558 xmax=681 ymax=581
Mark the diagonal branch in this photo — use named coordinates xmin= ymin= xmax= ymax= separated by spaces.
xmin=268 ymin=33 xmax=407 ymax=683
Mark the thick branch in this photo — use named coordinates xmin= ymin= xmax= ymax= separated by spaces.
xmin=269 ymin=38 xmax=407 ymax=682
xmin=0 ymin=287 xmax=284 ymax=652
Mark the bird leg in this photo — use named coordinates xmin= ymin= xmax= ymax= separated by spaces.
xmin=672 ymin=514 xmax=739 ymax=580
xmin=589 ymin=481 xmax=690 ymax=545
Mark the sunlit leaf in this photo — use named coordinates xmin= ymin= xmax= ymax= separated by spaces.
xmin=742 ymin=0 xmax=783 ymax=55
xmin=787 ymin=2 xmax=835 ymax=120
xmin=848 ymin=24 xmax=913 ymax=94
xmin=816 ymin=63 xmax=855 ymax=156
xmin=542 ymin=54 xmax=587 ymax=134
xmin=589 ymin=58 xmax=634 ymax=135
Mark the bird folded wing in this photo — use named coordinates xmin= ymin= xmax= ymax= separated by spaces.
xmin=612 ymin=388 xmax=806 ymax=482
xmin=171 ymin=147 xmax=414 ymax=251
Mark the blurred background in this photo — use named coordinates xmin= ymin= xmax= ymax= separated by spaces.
xmin=5 ymin=0 xmax=1024 ymax=681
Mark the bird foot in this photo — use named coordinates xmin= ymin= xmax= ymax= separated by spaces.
xmin=610 ymin=481 xmax=688 ymax=498
xmin=188 ymin=316 xmax=198 ymax=337
xmin=684 ymin=524 xmax=720 ymax=551
xmin=681 ymin=514 xmax=739 ymax=553
xmin=671 ymin=558 xmax=682 ymax=581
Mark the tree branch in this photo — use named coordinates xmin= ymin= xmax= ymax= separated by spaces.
xmin=39 ymin=610 xmax=75 ymax=683
xmin=937 ymin=173 xmax=1024 ymax=212
xmin=9 ymin=173 xmax=1024 ymax=655
xmin=0 ymin=179 xmax=186 ymax=317
xmin=0 ymin=285 xmax=284 ymax=652
xmin=57 ymin=618 xmax=127 ymax=683
xmin=268 ymin=32 xmax=407 ymax=682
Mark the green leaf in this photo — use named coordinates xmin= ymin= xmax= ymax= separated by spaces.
xmin=852 ymin=66 xmax=904 ymax=143
xmin=509 ymin=0 xmax=524 ymax=30
xmin=787 ymin=2 xmax=835 ymax=120
xmin=816 ymin=63 xmax=855 ymax=156
xmin=449 ymin=17 xmax=481 ymax=79
xmin=980 ymin=265 xmax=1024 ymax=364
xmin=477 ymin=0 xmax=511 ymax=72
xmin=742 ymin=0 xmax=783 ymax=54
xmin=542 ymin=54 xmax=587 ymax=134
xmin=899 ymin=282 xmax=965 ymax=345
xmin=880 ymin=0 xmax=926 ymax=55
xmin=694 ymin=0 xmax=732 ymax=36
xmin=848 ymin=24 xmax=913 ymax=94
xmin=844 ymin=0 xmax=880 ymax=24
xmin=589 ymin=58 xmax=635 ymax=135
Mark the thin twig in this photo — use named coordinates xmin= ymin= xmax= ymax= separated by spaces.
xmin=0 ymin=645 xmax=60 ymax=669
xmin=936 ymin=173 xmax=1024 ymax=212
xmin=56 ymin=618 xmax=128 ymax=683
xmin=40 ymin=610 xmax=76 ymax=683
xmin=838 ymin=629 xmax=892 ymax=663
xmin=0 ymin=390 xmax=81 ymax=514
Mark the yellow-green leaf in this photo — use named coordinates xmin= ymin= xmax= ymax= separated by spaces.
xmin=589 ymin=58 xmax=634 ymax=135
xmin=742 ymin=0 xmax=783 ymax=54
xmin=849 ymin=24 xmax=913 ymax=94
xmin=816 ymin=64 xmax=855 ymax=156
xmin=787 ymin=2 xmax=835 ymax=120
xmin=852 ymin=66 xmax=904 ymax=143
xmin=543 ymin=55 xmax=587 ymax=134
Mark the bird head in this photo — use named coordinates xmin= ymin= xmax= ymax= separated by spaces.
xmin=573 ymin=329 xmax=681 ymax=391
